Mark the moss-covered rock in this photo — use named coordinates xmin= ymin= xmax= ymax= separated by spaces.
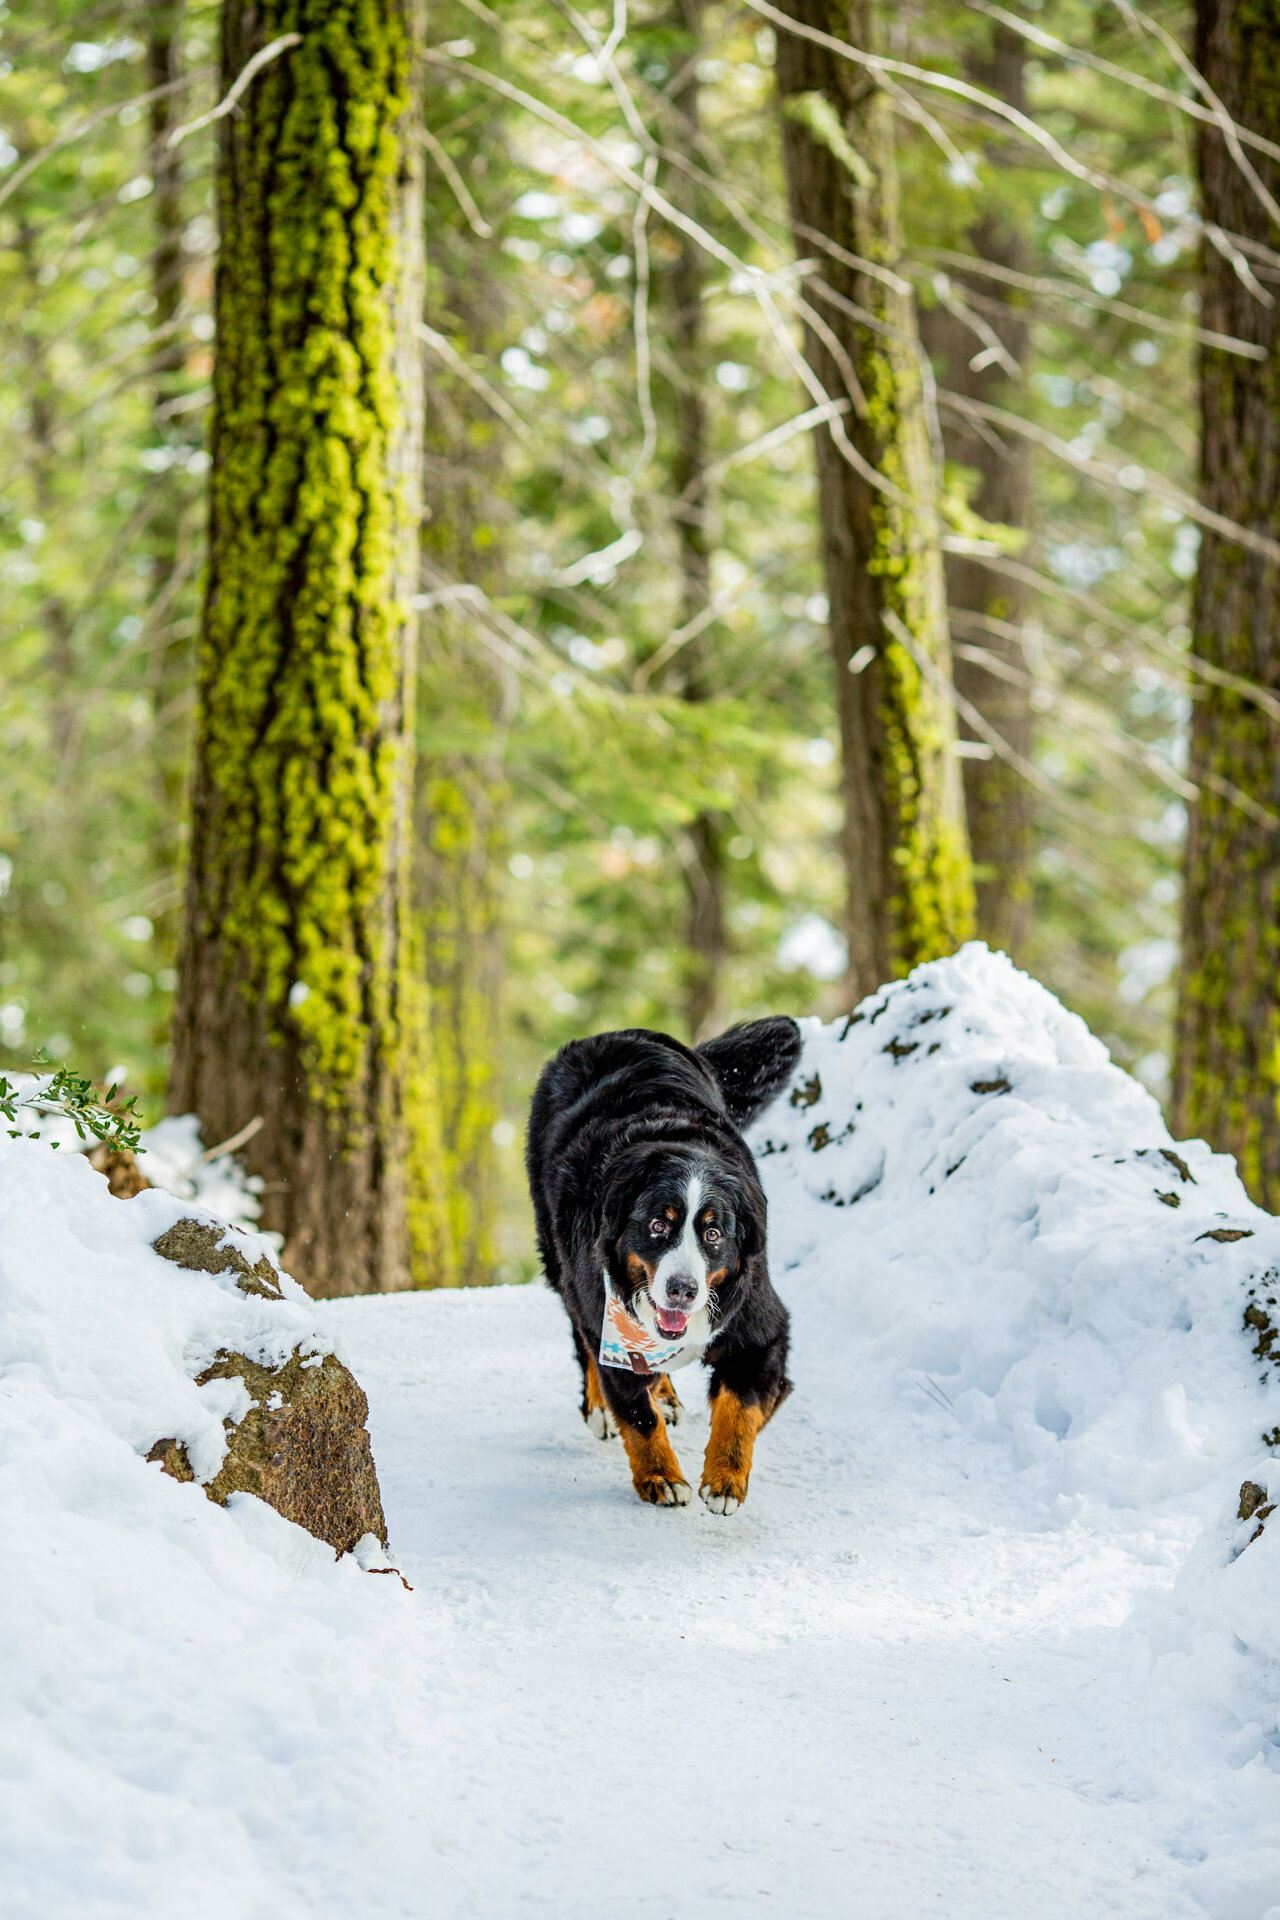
xmin=148 ymin=1219 xmax=387 ymax=1553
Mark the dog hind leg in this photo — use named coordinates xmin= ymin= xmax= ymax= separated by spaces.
xmin=650 ymin=1372 xmax=684 ymax=1427
xmin=573 ymin=1330 xmax=618 ymax=1438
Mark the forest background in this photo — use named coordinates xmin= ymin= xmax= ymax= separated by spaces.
xmin=0 ymin=0 xmax=1251 ymax=1283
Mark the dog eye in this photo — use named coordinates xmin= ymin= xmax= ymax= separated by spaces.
xmin=704 ymin=1225 xmax=722 ymax=1244
xmin=648 ymin=1218 xmax=669 ymax=1237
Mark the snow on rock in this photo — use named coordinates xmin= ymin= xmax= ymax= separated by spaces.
xmin=0 ymin=1141 xmax=385 ymax=1549
xmin=750 ymin=941 xmax=1280 ymax=1876
xmin=149 ymin=1217 xmax=388 ymax=1552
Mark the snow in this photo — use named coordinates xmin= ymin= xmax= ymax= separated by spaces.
xmin=4 ymin=944 xmax=1280 ymax=1917
xmin=134 ymin=1112 xmax=267 ymax=1232
xmin=2 ymin=1076 xmax=266 ymax=1229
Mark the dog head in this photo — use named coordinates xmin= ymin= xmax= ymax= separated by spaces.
xmin=603 ymin=1150 xmax=763 ymax=1342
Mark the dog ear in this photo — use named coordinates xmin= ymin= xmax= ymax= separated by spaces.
xmin=598 ymin=1158 xmax=640 ymax=1252
xmin=734 ymin=1178 xmax=767 ymax=1261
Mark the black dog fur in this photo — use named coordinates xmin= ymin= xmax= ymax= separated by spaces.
xmin=526 ymin=1016 xmax=801 ymax=1510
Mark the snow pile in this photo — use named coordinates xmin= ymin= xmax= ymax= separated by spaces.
xmin=5 ymin=943 xmax=1280 ymax=1915
xmin=0 ymin=1143 xmax=417 ymax=1919
xmin=2 ymin=1068 xmax=264 ymax=1227
xmin=136 ymin=1112 xmax=265 ymax=1229
xmin=751 ymin=941 xmax=1280 ymax=1870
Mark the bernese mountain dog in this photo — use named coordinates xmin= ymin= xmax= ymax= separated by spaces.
xmin=526 ymin=1016 xmax=801 ymax=1513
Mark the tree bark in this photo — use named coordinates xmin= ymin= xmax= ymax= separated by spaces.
xmin=917 ymin=25 xmax=1034 ymax=960
xmin=774 ymin=0 xmax=974 ymax=1000
xmin=147 ymin=0 xmax=192 ymax=892
xmin=656 ymin=0 xmax=728 ymax=1040
xmin=417 ymin=221 xmax=511 ymax=1286
xmin=170 ymin=0 xmax=449 ymax=1294
xmin=1175 ymin=0 xmax=1280 ymax=1205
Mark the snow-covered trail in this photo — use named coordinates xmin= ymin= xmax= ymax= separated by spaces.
xmin=326 ymin=1278 xmax=1203 ymax=1919
xmin=10 ymin=950 xmax=1277 ymax=1918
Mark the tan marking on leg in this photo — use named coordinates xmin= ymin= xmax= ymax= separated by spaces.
xmin=619 ymin=1413 xmax=691 ymax=1506
xmin=700 ymin=1390 xmax=765 ymax=1514
xmin=583 ymin=1354 xmax=616 ymax=1438
xmin=650 ymin=1372 xmax=684 ymax=1427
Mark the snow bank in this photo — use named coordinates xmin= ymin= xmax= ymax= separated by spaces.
xmin=2 ymin=1069 xmax=265 ymax=1227
xmin=4 ymin=943 xmax=1279 ymax=1915
xmin=750 ymin=942 xmax=1280 ymax=1879
xmin=0 ymin=1139 xmax=417 ymax=1919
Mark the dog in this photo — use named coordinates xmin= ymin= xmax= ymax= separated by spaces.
xmin=526 ymin=1016 xmax=801 ymax=1512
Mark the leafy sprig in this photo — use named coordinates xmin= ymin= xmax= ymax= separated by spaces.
xmin=0 ymin=1057 xmax=142 ymax=1153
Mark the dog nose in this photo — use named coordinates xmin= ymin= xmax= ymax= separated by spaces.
xmin=664 ymin=1273 xmax=698 ymax=1308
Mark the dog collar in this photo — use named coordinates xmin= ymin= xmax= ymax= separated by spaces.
xmin=598 ymin=1270 xmax=705 ymax=1376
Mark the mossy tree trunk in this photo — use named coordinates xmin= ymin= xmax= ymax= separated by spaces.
xmin=417 ymin=303 xmax=509 ymax=1286
xmin=654 ymin=0 xmax=728 ymax=1040
xmin=1174 ymin=0 xmax=1280 ymax=1205
xmin=170 ymin=0 xmax=450 ymax=1294
xmin=775 ymin=0 xmax=974 ymax=999
xmin=917 ymin=24 xmax=1034 ymax=960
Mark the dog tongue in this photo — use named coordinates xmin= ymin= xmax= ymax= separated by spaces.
xmin=655 ymin=1307 xmax=689 ymax=1338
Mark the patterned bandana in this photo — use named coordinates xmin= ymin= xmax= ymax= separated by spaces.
xmin=598 ymin=1270 xmax=706 ymax=1376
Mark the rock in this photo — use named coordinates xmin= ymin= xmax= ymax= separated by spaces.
xmin=149 ymin=1218 xmax=387 ymax=1554
xmin=87 ymin=1143 xmax=150 ymax=1198
xmin=1237 ymin=1479 xmax=1275 ymax=1549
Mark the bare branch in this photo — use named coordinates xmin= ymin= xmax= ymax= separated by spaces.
xmin=166 ymin=34 xmax=302 ymax=149
xmin=418 ymin=125 xmax=493 ymax=237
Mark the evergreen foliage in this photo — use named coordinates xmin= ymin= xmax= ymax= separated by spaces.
xmin=0 ymin=0 xmax=1249 ymax=1274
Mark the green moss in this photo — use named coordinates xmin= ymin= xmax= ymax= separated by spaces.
xmin=777 ymin=4 xmax=975 ymax=980
xmin=417 ymin=768 xmax=502 ymax=1283
xmin=186 ymin=0 xmax=446 ymax=1279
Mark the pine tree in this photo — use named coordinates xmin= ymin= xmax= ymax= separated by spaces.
xmin=654 ymin=0 xmax=728 ymax=1040
xmin=169 ymin=0 xmax=450 ymax=1293
xmin=417 ymin=90 xmax=511 ymax=1286
xmin=1174 ymin=0 xmax=1280 ymax=1205
xmin=917 ymin=21 xmax=1034 ymax=961
xmin=774 ymin=0 xmax=974 ymax=998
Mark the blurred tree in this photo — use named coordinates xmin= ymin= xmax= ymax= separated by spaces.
xmin=415 ymin=34 xmax=514 ymax=1286
xmin=1174 ymin=0 xmax=1280 ymax=1205
xmin=146 ymin=0 xmax=196 ymax=909
xmin=169 ymin=0 xmax=450 ymax=1293
xmin=917 ymin=19 xmax=1034 ymax=961
xmin=651 ymin=0 xmax=729 ymax=1039
xmin=774 ymin=0 xmax=974 ymax=999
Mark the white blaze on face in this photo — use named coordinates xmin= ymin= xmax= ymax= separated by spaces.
xmin=652 ymin=1172 xmax=710 ymax=1317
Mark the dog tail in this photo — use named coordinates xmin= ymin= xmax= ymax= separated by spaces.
xmin=697 ymin=1016 xmax=803 ymax=1130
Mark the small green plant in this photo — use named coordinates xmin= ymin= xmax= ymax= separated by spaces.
xmin=0 ymin=1055 xmax=142 ymax=1153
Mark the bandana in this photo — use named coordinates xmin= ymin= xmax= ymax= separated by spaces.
xmin=598 ymin=1270 xmax=706 ymax=1376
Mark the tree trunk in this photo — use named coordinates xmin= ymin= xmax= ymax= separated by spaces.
xmin=657 ymin=0 xmax=728 ymax=1040
xmin=916 ymin=25 xmax=1034 ymax=960
xmin=147 ymin=0 xmax=192 ymax=895
xmin=417 ymin=227 xmax=511 ymax=1286
xmin=1174 ymin=0 xmax=1280 ymax=1205
xmin=170 ymin=0 xmax=449 ymax=1294
xmin=774 ymin=0 xmax=973 ymax=999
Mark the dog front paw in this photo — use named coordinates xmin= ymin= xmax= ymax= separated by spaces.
xmin=585 ymin=1402 xmax=618 ymax=1440
xmin=636 ymin=1473 xmax=692 ymax=1507
xmin=700 ymin=1481 xmax=744 ymax=1516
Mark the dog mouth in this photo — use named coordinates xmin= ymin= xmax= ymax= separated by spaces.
xmin=653 ymin=1305 xmax=690 ymax=1338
